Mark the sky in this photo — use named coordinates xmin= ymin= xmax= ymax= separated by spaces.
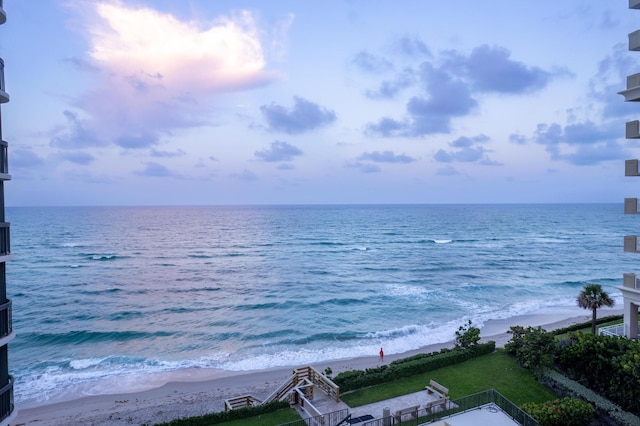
xmin=2 ymin=1 xmax=640 ymax=206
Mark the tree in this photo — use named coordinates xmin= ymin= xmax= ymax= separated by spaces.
xmin=454 ymin=320 xmax=480 ymax=349
xmin=577 ymin=283 xmax=615 ymax=334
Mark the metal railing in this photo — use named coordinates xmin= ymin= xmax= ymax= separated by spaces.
xmin=0 ymin=300 xmax=11 ymax=339
xmin=0 ymin=58 xmax=5 ymax=95
xmin=598 ymin=322 xmax=640 ymax=339
xmin=0 ymin=222 xmax=9 ymax=256
xmin=0 ymin=141 xmax=8 ymax=175
xmin=422 ymin=389 xmax=538 ymax=426
xmin=279 ymin=408 xmax=349 ymax=426
xmin=277 ymin=390 xmax=536 ymax=426
xmin=0 ymin=375 xmax=13 ymax=423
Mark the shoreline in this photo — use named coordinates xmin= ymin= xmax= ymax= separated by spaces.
xmin=14 ymin=306 xmax=622 ymax=426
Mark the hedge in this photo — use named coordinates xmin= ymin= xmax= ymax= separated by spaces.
xmin=522 ymin=397 xmax=595 ymax=426
xmin=550 ymin=315 xmax=623 ymax=336
xmin=333 ymin=341 xmax=495 ymax=392
xmin=540 ymin=369 xmax=640 ymax=426
xmin=154 ymin=400 xmax=290 ymax=426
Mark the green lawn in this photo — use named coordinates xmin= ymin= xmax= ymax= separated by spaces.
xmin=340 ymin=349 xmax=556 ymax=408
xmin=212 ymin=408 xmax=301 ymax=426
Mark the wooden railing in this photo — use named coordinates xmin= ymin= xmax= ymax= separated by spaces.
xmin=223 ymin=394 xmax=262 ymax=411
xmin=294 ymin=366 xmax=340 ymax=402
xmin=234 ymin=365 xmax=341 ymax=409
xmin=264 ymin=372 xmax=299 ymax=403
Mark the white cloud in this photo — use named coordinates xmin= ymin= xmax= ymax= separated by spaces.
xmin=69 ymin=1 xmax=280 ymax=148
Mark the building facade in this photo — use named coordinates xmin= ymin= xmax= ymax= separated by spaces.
xmin=618 ymin=0 xmax=640 ymax=340
xmin=0 ymin=1 xmax=16 ymax=424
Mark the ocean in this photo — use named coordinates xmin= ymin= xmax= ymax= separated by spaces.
xmin=5 ymin=204 xmax=635 ymax=406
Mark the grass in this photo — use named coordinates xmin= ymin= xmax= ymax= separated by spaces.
xmin=340 ymin=349 xmax=556 ymax=408
xmin=213 ymin=408 xmax=301 ymax=426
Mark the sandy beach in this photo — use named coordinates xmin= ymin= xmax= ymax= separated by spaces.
xmin=14 ymin=306 xmax=621 ymax=426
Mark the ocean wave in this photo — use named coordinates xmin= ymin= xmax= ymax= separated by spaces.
xmin=14 ymin=353 xmax=232 ymax=405
xmin=85 ymin=254 xmax=125 ymax=261
xmin=20 ymin=330 xmax=174 ymax=346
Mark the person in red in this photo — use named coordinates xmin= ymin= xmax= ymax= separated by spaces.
xmin=379 ymin=347 xmax=384 ymax=362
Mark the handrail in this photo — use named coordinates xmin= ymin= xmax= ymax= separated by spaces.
xmin=264 ymin=372 xmax=298 ymax=403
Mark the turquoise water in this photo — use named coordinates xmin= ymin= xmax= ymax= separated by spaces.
xmin=5 ymin=204 xmax=634 ymax=404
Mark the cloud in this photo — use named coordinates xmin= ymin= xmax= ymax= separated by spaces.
xmin=233 ymin=169 xmax=258 ymax=181
xmin=433 ymin=134 xmax=499 ymax=165
xmin=277 ymin=163 xmax=295 ymax=170
xmin=509 ymin=133 xmax=528 ymax=145
xmin=436 ymin=165 xmax=461 ymax=176
xmin=532 ymin=120 xmax=624 ymax=165
xmin=60 ymin=151 xmax=96 ymax=165
xmin=442 ymin=45 xmax=556 ymax=94
xmin=260 ymin=97 xmax=337 ymax=134
xmin=255 ymin=141 xmax=303 ymax=162
xmin=393 ymin=36 xmax=432 ymax=59
xmin=364 ymin=42 xmax=560 ymax=138
xmin=366 ymin=63 xmax=478 ymax=137
xmin=345 ymin=161 xmax=381 ymax=173
xmin=50 ymin=110 xmax=104 ymax=149
xmin=10 ymin=149 xmax=45 ymax=169
xmin=151 ymin=149 xmax=186 ymax=158
xmin=357 ymin=151 xmax=416 ymax=163
xmin=135 ymin=162 xmax=172 ymax=177
xmin=590 ymin=43 xmax=640 ymax=119
xmin=68 ymin=2 xmax=278 ymax=149
xmin=365 ymin=69 xmax=416 ymax=99
xmin=365 ymin=117 xmax=407 ymax=137
xmin=352 ymin=51 xmax=394 ymax=74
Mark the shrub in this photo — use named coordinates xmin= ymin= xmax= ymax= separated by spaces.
xmin=155 ymin=400 xmax=289 ymax=426
xmin=554 ymin=332 xmax=640 ymax=415
xmin=455 ymin=320 xmax=480 ymax=349
xmin=522 ymin=397 xmax=595 ymax=426
xmin=504 ymin=325 xmax=555 ymax=371
xmin=540 ymin=369 xmax=640 ymax=426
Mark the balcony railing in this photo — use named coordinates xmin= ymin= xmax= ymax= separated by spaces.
xmin=0 ymin=223 xmax=9 ymax=257
xmin=0 ymin=141 xmax=7 ymax=176
xmin=0 ymin=375 xmax=13 ymax=423
xmin=0 ymin=58 xmax=6 ymax=103
xmin=599 ymin=322 xmax=640 ymax=339
xmin=0 ymin=300 xmax=11 ymax=340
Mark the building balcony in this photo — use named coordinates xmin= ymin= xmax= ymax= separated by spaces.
xmin=619 ymin=73 xmax=640 ymax=101
xmin=0 ymin=300 xmax=12 ymax=347
xmin=0 ymin=58 xmax=6 ymax=104
xmin=0 ymin=142 xmax=9 ymax=181
xmin=0 ymin=0 xmax=5 ymax=26
xmin=0 ymin=375 xmax=14 ymax=426
xmin=0 ymin=223 xmax=10 ymax=260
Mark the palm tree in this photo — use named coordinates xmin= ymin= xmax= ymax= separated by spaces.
xmin=577 ymin=284 xmax=615 ymax=334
